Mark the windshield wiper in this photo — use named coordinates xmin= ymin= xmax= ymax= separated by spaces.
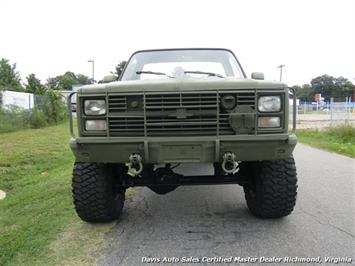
xmin=184 ymin=71 xmax=225 ymax=78
xmin=136 ymin=71 xmax=174 ymax=78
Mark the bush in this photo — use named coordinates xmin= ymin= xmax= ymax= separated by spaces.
xmin=41 ymin=90 xmax=68 ymax=124
xmin=0 ymin=90 xmax=68 ymax=133
xmin=29 ymin=109 xmax=47 ymax=128
xmin=0 ymin=105 xmax=30 ymax=133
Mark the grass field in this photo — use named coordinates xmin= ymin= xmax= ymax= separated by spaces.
xmin=0 ymin=122 xmax=117 ymax=266
xmin=296 ymin=125 xmax=355 ymax=158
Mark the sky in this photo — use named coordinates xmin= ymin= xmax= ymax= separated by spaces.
xmin=1 ymin=0 xmax=354 ymax=86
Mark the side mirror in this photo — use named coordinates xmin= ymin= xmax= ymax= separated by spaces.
xmin=251 ymin=72 xmax=264 ymax=80
xmin=101 ymin=74 xmax=117 ymax=83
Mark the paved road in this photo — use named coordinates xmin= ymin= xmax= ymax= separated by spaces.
xmin=100 ymin=144 xmax=354 ymax=266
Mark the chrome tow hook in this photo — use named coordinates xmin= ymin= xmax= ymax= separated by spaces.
xmin=126 ymin=153 xmax=143 ymax=177
xmin=221 ymin=152 xmax=238 ymax=174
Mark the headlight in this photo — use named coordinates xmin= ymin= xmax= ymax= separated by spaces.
xmin=258 ymin=96 xmax=281 ymax=112
xmin=258 ymin=117 xmax=280 ymax=128
xmin=84 ymin=100 xmax=106 ymax=115
xmin=85 ymin=120 xmax=107 ymax=131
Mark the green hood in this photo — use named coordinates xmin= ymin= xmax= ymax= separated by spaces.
xmin=79 ymin=77 xmax=287 ymax=94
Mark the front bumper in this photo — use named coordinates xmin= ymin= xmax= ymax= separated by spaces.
xmin=70 ymin=133 xmax=297 ymax=163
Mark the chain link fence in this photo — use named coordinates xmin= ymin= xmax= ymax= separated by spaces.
xmin=292 ymin=97 xmax=354 ymax=129
xmin=0 ymin=90 xmax=68 ymax=133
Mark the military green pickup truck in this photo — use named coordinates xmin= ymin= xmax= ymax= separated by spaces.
xmin=68 ymin=48 xmax=297 ymax=223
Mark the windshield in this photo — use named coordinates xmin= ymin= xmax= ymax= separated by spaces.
xmin=121 ymin=49 xmax=245 ymax=80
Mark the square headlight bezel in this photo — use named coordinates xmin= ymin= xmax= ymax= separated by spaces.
xmin=84 ymin=99 xmax=106 ymax=116
xmin=258 ymin=95 xmax=282 ymax=113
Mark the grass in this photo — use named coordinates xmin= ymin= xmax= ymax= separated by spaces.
xmin=0 ymin=108 xmax=31 ymax=133
xmin=0 ymin=122 xmax=117 ymax=266
xmin=297 ymin=125 xmax=355 ymax=158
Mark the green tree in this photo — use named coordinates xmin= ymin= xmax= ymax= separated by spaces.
xmin=333 ymin=76 xmax=353 ymax=99
xmin=42 ymin=90 xmax=67 ymax=123
xmin=47 ymin=72 xmax=92 ymax=90
xmin=294 ymin=84 xmax=314 ymax=102
xmin=112 ymin=61 xmax=127 ymax=80
xmin=25 ymin=74 xmax=46 ymax=95
xmin=0 ymin=58 xmax=24 ymax=91
xmin=292 ymin=85 xmax=302 ymax=97
xmin=310 ymin=75 xmax=353 ymax=101
xmin=77 ymin=74 xmax=93 ymax=85
xmin=310 ymin=74 xmax=335 ymax=100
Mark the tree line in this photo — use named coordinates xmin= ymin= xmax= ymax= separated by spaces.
xmin=293 ymin=75 xmax=353 ymax=102
xmin=0 ymin=58 xmax=127 ymax=95
xmin=1 ymin=58 xmax=353 ymax=102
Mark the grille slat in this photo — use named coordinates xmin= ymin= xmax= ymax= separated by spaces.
xmin=236 ymin=93 xmax=255 ymax=109
xmin=146 ymin=101 xmax=217 ymax=105
xmin=145 ymin=105 xmax=217 ymax=110
xmin=108 ymin=95 xmax=127 ymax=112
xmin=147 ymin=121 xmax=217 ymax=127
xmin=148 ymin=126 xmax=217 ymax=130
xmin=108 ymin=115 xmax=144 ymax=136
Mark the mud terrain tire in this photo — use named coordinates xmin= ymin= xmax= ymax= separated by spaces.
xmin=72 ymin=163 xmax=125 ymax=222
xmin=244 ymin=156 xmax=297 ymax=218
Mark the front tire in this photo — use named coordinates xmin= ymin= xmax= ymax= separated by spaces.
xmin=72 ymin=163 xmax=125 ymax=223
xmin=243 ymin=156 xmax=297 ymax=218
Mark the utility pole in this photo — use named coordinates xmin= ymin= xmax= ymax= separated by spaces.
xmin=88 ymin=60 xmax=95 ymax=83
xmin=352 ymin=78 xmax=355 ymax=102
xmin=277 ymin=64 xmax=285 ymax=82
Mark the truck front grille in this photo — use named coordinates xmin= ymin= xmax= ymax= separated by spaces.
xmin=107 ymin=91 xmax=256 ymax=137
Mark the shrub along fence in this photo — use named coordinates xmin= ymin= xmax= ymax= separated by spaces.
xmin=0 ymin=90 xmax=68 ymax=133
